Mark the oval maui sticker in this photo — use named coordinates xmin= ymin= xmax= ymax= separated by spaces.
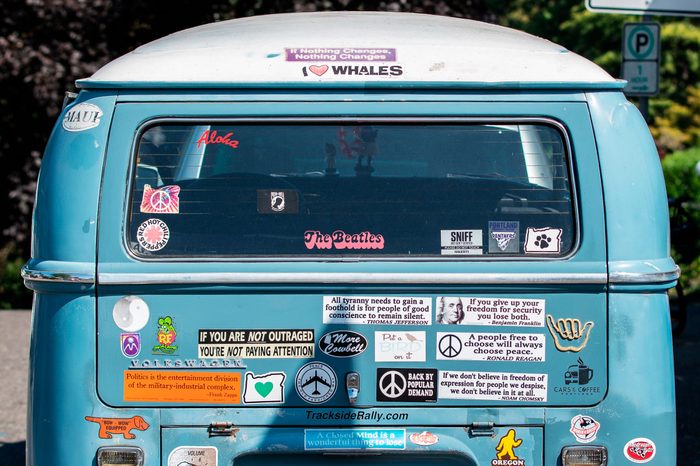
xmin=624 ymin=438 xmax=656 ymax=463
xmin=62 ymin=102 xmax=103 ymax=132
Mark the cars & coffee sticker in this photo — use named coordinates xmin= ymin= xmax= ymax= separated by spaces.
xmin=569 ymin=414 xmax=600 ymax=443
xmin=318 ymin=330 xmax=367 ymax=357
xmin=243 ymin=371 xmax=286 ymax=404
xmin=436 ymin=332 xmax=545 ymax=362
xmin=375 ymin=331 xmax=426 ymax=362
xmin=140 ymin=184 xmax=180 ymax=214
xmin=440 ymin=229 xmax=483 ymax=255
xmin=62 ymin=102 xmax=103 ymax=132
xmin=438 ymin=370 xmax=547 ymax=402
xmin=296 ymin=362 xmax=337 ymax=404
xmin=624 ymin=438 xmax=656 ymax=463
xmin=409 ymin=431 xmax=439 ymax=446
xmin=492 ymin=429 xmax=524 ymax=466
xmin=546 ymin=315 xmax=594 ymax=352
xmin=84 ymin=415 xmax=150 ymax=439
xmin=136 ymin=218 xmax=170 ymax=251
xmin=376 ymin=368 xmax=437 ymax=402
xmin=436 ymin=296 xmax=545 ymax=327
xmin=198 ymin=329 xmax=314 ymax=359
xmin=323 ymin=296 xmax=431 ymax=325
xmin=524 ymin=227 xmax=562 ymax=253
xmin=168 ymin=446 xmax=218 ymax=466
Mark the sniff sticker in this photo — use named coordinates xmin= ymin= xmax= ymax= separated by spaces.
xmin=440 ymin=230 xmax=483 ymax=255
xmin=570 ymin=415 xmax=600 ymax=443
xmin=524 ymin=227 xmax=562 ymax=254
xmin=136 ymin=218 xmax=170 ymax=252
xmin=376 ymin=368 xmax=437 ymax=403
xmin=546 ymin=315 xmax=594 ymax=352
xmin=140 ymin=184 xmax=180 ymax=214
xmin=62 ymin=102 xmax=103 ymax=132
xmin=120 ymin=333 xmax=141 ymax=358
xmin=256 ymin=189 xmax=299 ymax=214
xmin=489 ymin=221 xmax=519 ymax=253
xmin=168 ymin=447 xmax=218 ymax=466
xmin=243 ymin=372 xmax=286 ymax=404
xmin=152 ymin=316 xmax=178 ymax=355
xmin=493 ymin=429 xmax=524 ymax=466
xmin=84 ymin=415 xmax=149 ymax=439
xmin=296 ymin=362 xmax=337 ymax=404
xmin=624 ymin=438 xmax=656 ymax=463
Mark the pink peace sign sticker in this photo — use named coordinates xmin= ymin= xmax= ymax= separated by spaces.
xmin=140 ymin=184 xmax=181 ymax=214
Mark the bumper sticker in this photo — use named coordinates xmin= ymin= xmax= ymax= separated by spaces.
xmin=493 ymin=429 xmax=525 ymax=466
xmin=84 ymin=415 xmax=149 ymax=439
xmin=438 ymin=370 xmax=547 ymax=402
xmin=570 ymin=415 xmax=600 ymax=443
xmin=436 ymin=332 xmax=545 ymax=362
xmin=243 ymin=371 xmax=286 ymax=404
xmin=624 ymin=438 xmax=656 ymax=463
xmin=198 ymin=329 xmax=314 ymax=359
xmin=546 ymin=315 xmax=594 ymax=352
xmin=375 ymin=331 xmax=426 ymax=362
xmin=436 ymin=297 xmax=545 ymax=327
xmin=304 ymin=428 xmax=406 ymax=450
xmin=295 ymin=362 xmax=337 ymax=404
xmin=123 ymin=371 xmax=241 ymax=404
xmin=323 ymin=296 xmax=431 ymax=325
xmin=440 ymin=229 xmax=483 ymax=255
xmin=377 ymin=368 xmax=437 ymax=402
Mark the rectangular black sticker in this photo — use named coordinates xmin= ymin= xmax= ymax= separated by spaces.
xmin=257 ymin=189 xmax=299 ymax=214
xmin=198 ymin=329 xmax=314 ymax=358
xmin=376 ymin=368 xmax=437 ymax=402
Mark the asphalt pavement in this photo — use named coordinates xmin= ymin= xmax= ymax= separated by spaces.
xmin=0 ymin=307 xmax=698 ymax=466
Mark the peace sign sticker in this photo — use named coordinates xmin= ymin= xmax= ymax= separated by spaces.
xmin=376 ymin=368 xmax=437 ymax=402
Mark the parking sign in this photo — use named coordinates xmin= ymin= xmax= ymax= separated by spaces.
xmin=622 ymin=22 xmax=660 ymax=96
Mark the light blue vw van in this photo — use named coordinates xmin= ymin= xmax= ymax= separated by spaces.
xmin=23 ymin=12 xmax=678 ymax=466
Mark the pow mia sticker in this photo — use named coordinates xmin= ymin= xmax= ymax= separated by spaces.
xmin=168 ymin=446 xmax=218 ymax=466
xmin=257 ymin=189 xmax=299 ymax=214
xmin=376 ymin=368 xmax=437 ymax=402
xmin=62 ymin=102 xmax=103 ymax=132
xmin=295 ymin=362 xmax=337 ymax=404
xmin=136 ymin=218 xmax=170 ymax=251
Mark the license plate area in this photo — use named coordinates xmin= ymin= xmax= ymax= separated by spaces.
xmin=162 ymin=426 xmax=543 ymax=466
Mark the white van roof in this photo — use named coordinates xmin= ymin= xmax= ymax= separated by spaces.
xmin=78 ymin=12 xmax=621 ymax=90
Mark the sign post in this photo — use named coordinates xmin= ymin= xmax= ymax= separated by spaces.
xmin=621 ymin=21 xmax=660 ymax=120
xmin=587 ymin=0 xmax=700 ymax=16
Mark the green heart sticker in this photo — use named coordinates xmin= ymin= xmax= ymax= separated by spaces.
xmin=255 ymin=381 xmax=274 ymax=398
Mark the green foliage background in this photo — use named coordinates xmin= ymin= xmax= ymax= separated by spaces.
xmin=1 ymin=0 xmax=699 ymax=306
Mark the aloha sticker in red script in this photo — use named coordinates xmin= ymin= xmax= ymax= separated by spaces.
xmin=137 ymin=219 xmax=170 ymax=252
xmin=624 ymin=438 xmax=656 ymax=463
xmin=304 ymin=230 xmax=385 ymax=250
xmin=140 ymin=184 xmax=180 ymax=214
xmin=196 ymin=130 xmax=239 ymax=149
xmin=409 ymin=431 xmax=439 ymax=446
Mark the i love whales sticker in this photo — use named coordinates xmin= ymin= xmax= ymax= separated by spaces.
xmin=243 ymin=372 xmax=286 ymax=404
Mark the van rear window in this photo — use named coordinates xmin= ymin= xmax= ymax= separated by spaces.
xmin=128 ymin=121 xmax=576 ymax=258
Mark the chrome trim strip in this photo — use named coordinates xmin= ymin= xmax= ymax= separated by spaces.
xmin=21 ymin=265 xmax=95 ymax=284
xmin=609 ymin=265 xmax=681 ymax=284
xmin=97 ymin=272 xmax=608 ymax=285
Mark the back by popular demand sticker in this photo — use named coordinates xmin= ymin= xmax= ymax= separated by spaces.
xmin=440 ymin=230 xmax=483 ymax=255
xmin=304 ymin=429 xmax=406 ymax=450
xmin=323 ymin=296 xmax=431 ymax=325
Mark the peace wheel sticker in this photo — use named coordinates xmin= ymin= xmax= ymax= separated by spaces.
xmin=378 ymin=370 xmax=407 ymax=399
xmin=438 ymin=334 xmax=462 ymax=358
xmin=140 ymin=184 xmax=181 ymax=214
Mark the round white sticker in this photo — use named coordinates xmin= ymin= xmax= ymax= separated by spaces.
xmin=295 ymin=361 xmax=337 ymax=404
xmin=137 ymin=219 xmax=170 ymax=251
xmin=62 ymin=102 xmax=104 ymax=132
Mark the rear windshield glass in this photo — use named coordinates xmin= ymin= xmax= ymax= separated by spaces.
xmin=128 ymin=122 xmax=576 ymax=258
